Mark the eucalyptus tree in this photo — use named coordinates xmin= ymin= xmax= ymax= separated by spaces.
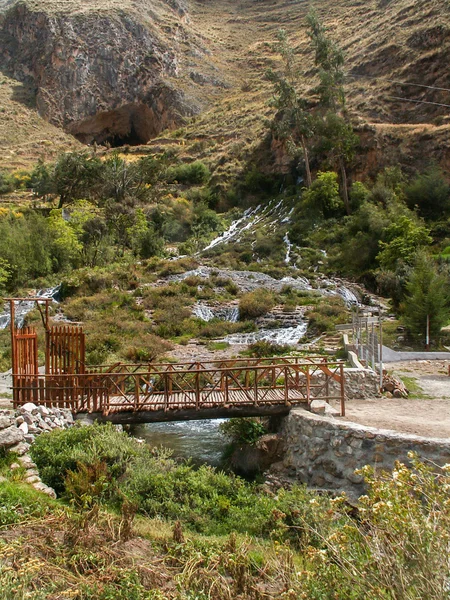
xmin=266 ymin=29 xmax=314 ymax=187
xmin=306 ymin=10 xmax=356 ymax=213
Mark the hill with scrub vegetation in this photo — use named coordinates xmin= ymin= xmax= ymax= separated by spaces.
xmin=0 ymin=0 xmax=449 ymax=362
xmin=1 ymin=2 xmax=450 ymax=598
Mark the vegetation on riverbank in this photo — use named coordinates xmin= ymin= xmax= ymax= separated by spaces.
xmin=0 ymin=424 xmax=449 ymax=599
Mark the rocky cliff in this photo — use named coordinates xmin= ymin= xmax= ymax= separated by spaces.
xmin=0 ymin=0 xmax=223 ymax=145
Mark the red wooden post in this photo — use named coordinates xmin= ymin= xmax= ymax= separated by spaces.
xmin=340 ymin=363 xmax=345 ymax=417
xmin=284 ymin=366 xmax=289 ymax=405
xmin=195 ymin=364 xmax=200 ymax=409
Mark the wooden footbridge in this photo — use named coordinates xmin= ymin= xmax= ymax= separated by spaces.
xmin=8 ymin=298 xmax=346 ymax=422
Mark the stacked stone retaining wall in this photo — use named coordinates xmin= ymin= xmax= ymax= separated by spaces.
xmin=0 ymin=404 xmax=74 ymax=497
xmin=281 ymin=408 xmax=450 ymax=497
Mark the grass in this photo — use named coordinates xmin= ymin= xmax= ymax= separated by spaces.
xmin=3 ymin=426 xmax=450 ymax=599
xmin=397 ymin=375 xmax=428 ymax=399
xmin=206 ymin=341 xmax=230 ymax=351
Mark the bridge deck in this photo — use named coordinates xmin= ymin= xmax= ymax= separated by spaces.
xmin=106 ymin=388 xmax=308 ymax=412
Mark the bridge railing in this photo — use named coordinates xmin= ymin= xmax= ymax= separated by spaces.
xmin=12 ymin=359 xmax=346 ymax=416
xmin=88 ymin=355 xmax=329 ymax=374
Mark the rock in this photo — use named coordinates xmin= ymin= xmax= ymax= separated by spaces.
xmin=25 ymin=468 xmax=39 ymax=477
xmin=9 ymin=442 xmax=30 ymax=456
xmin=310 ymin=400 xmax=328 ymax=415
xmin=32 ymin=482 xmax=57 ymax=498
xmin=0 ymin=426 xmax=24 ymax=447
xmin=37 ymin=406 xmax=50 ymax=416
xmin=18 ymin=422 xmax=29 ymax=435
xmin=37 ymin=421 xmax=52 ymax=432
xmin=0 ymin=475 xmax=7 ymax=483
xmin=24 ymin=434 xmax=36 ymax=444
xmin=10 ymin=462 xmax=21 ymax=470
xmin=18 ymin=455 xmax=36 ymax=469
xmin=24 ymin=475 xmax=40 ymax=484
xmin=15 ymin=416 xmax=24 ymax=426
xmin=20 ymin=403 xmax=38 ymax=413
xmin=61 ymin=410 xmax=74 ymax=424
xmin=0 ymin=2 xmax=202 ymax=145
xmin=324 ymin=404 xmax=341 ymax=417
xmin=22 ymin=413 xmax=35 ymax=425
xmin=0 ymin=416 xmax=13 ymax=429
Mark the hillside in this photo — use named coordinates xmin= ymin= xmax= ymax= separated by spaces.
xmin=0 ymin=0 xmax=449 ymax=173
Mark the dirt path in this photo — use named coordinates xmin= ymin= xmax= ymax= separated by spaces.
xmin=343 ymin=360 xmax=450 ymax=439
xmin=344 ymin=397 xmax=450 ymax=438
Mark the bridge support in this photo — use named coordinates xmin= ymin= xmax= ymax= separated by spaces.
xmin=82 ymin=404 xmax=294 ymax=424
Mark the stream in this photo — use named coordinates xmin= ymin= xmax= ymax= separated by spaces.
xmin=130 ymin=419 xmax=228 ymax=467
xmin=0 ymin=286 xmax=60 ymax=330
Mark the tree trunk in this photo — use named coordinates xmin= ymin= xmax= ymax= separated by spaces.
xmin=339 ymin=155 xmax=350 ymax=214
xmin=300 ymin=136 xmax=312 ymax=187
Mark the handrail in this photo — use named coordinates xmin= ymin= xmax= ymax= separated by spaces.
xmin=12 ymin=358 xmax=346 ymax=417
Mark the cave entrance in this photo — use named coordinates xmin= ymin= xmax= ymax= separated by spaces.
xmin=70 ymin=103 xmax=160 ymax=147
xmin=105 ymin=123 xmax=144 ymax=148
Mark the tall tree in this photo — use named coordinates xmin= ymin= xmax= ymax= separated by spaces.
xmin=306 ymin=10 xmax=356 ymax=213
xmin=403 ymin=251 xmax=449 ymax=346
xmin=266 ymin=30 xmax=314 ymax=187
xmin=53 ymin=151 xmax=103 ymax=208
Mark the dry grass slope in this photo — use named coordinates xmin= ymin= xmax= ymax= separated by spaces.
xmin=0 ymin=0 xmax=449 ymax=171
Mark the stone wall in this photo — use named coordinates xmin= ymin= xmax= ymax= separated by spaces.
xmin=280 ymin=408 xmax=450 ymax=498
xmin=0 ymin=403 xmax=74 ymax=497
xmin=336 ymin=368 xmax=380 ymax=400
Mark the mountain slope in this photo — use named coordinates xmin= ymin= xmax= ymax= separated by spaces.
xmin=0 ymin=0 xmax=449 ymax=174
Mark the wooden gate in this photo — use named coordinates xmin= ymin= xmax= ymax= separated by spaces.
xmin=46 ymin=326 xmax=85 ymax=375
xmin=12 ymin=326 xmax=38 ymax=406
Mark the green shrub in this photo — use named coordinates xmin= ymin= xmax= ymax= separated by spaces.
xmin=220 ymin=418 xmax=267 ymax=445
xmin=30 ymin=423 xmax=140 ymax=495
xmin=239 ymin=289 xmax=275 ymax=320
xmin=247 ymin=340 xmax=291 ymax=357
xmin=165 ymin=161 xmax=210 ymax=185
xmin=306 ymin=296 xmax=348 ymax=334
xmin=0 ymin=171 xmax=14 ymax=195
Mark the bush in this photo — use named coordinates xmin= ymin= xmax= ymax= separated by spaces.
xmin=0 ymin=171 xmax=14 ymax=195
xmin=239 ymin=289 xmax=275 ymax=320
xmin=405 ymin=167 xmax=450 ymax=219
xmin=30 ymin=423 xmax=140 ymax=495
xmin=165 ymin=161 xmax=210 ymax=185
xmin=124 ymin=333 xmax=172 ymax=362
xmin=306 ymin=296 xmax=348 ymax=334
xmin=220 ymin=418 xmax=267 ymax=445
xmin=247 ymin=340 xmax=291 ymax=357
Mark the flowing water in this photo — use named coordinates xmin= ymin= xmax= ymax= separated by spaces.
xmin=193 ymin=303 xmax=239 ymax=322
xmin=130 ymin=419 xmax=228 ymax=466
xmin=224 ymin=323 xmax=307 ymax=345
xmin=0 ymin=285 xmax=61 ymax=330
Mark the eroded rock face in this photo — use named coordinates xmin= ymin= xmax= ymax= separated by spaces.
xmin=0 ymin=0 xmax=207 ymax=144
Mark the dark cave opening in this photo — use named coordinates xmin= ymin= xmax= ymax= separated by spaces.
xmin=103 ymin=122 xmax=145 ymax=147
xmin=71 ymin=103 xmax=159 ymax=147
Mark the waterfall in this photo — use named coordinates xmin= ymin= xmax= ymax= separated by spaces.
xmin=192 ymin=305 xmax=216 ymax=322
xmin=0 ymin=285 xmax=60 ymax=330
xmin=224 ymin=322 xmax=307 ymax=346
xmin=284 ymin=232 xmax=292 ymax=264
xmin=193 ymin=304 xmax=239 ymax=323
xmin=201 ymin=207 xmax=256 ymax=252
xmin=336 ymin=286 xmax=359 ymax=306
